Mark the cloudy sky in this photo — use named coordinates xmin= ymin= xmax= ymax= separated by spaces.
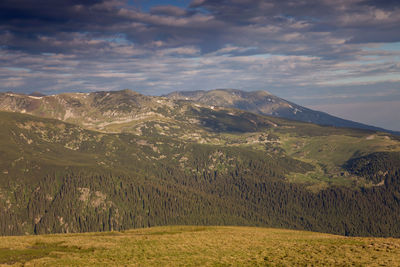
xmin=1 ymin=0 xmax=400 ymax=130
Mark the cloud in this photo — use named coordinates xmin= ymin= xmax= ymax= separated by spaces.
xmin=2 ymin=0 xmax=399 ymax=58
xmin=0 ymin=0 xmax=399 ymax=104
xmin=150 ymin=5 xmax=188 ymax=17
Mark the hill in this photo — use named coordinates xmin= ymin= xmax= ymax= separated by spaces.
xmin=166 ymin=89 xmax=399 ymax=134
xmin=1 ymin=90 xmax=400 ymax=237
xmin=1 ymin=226 xmax=400 ymax=266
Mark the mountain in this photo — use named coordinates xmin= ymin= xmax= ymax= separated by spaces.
xmin=1 ymin=89 xmax=400 ymax=237
xmin=166 ymin=89 xmax=399 ymax=134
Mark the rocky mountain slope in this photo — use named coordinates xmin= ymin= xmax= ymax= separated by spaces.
xmin=0 ymin=90 xmax=282 ymax=136
xmin=1 ymin=89 xmax=400 ymax=237
xmin=166 ymin=89 xmax=399 ymax=134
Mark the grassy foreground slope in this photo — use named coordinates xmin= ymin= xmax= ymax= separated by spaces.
xmin=1 ymin=226 xmax=400 ymax=266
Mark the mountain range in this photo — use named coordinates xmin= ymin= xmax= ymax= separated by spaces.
xmin=0 ymin=89 xmax=400 ymax=237
xmin=166 ymin=89 xmax=399 ymax=135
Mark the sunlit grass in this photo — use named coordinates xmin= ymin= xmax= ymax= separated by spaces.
xmin=1 ymin=226 xmax=400 ymax=266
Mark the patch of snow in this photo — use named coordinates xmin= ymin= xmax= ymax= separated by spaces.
xmin=6 ymin=93 xmax=18 ymax=97
xmin=293 ymin=108 xmax=301 ymax=114
xmin=28 ymin=96 xmax=42 ymax=99
xmin=366 ymin=135 xmax=375 ymax=140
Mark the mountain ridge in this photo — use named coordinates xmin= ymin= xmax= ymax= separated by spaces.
xmin=165 ymin=89 xmax=400 ymax=135
xmin=2 ymin=88 xmax=397 ymax=135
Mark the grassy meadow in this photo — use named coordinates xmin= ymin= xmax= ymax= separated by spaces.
xmin=1 ymin=226 xmax=400 ymax=266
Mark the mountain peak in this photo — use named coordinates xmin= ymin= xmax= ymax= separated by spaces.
xmin=166 ymin=88 xmax=398 ymax=135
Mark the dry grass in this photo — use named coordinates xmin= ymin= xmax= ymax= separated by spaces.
xmin=1 ymin=226 xmax=400 ymax=266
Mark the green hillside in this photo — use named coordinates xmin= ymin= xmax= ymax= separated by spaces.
xmin=1 ymin=226 xmax=400 ymax=266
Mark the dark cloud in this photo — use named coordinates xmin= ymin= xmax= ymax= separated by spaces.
xmin=0 ymin=0 xmax=109 ymax=27
xmin=2 ymin=0 xmax=399 ymax=56
xmin=191 ymin=0 xmax=400 ymax=44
